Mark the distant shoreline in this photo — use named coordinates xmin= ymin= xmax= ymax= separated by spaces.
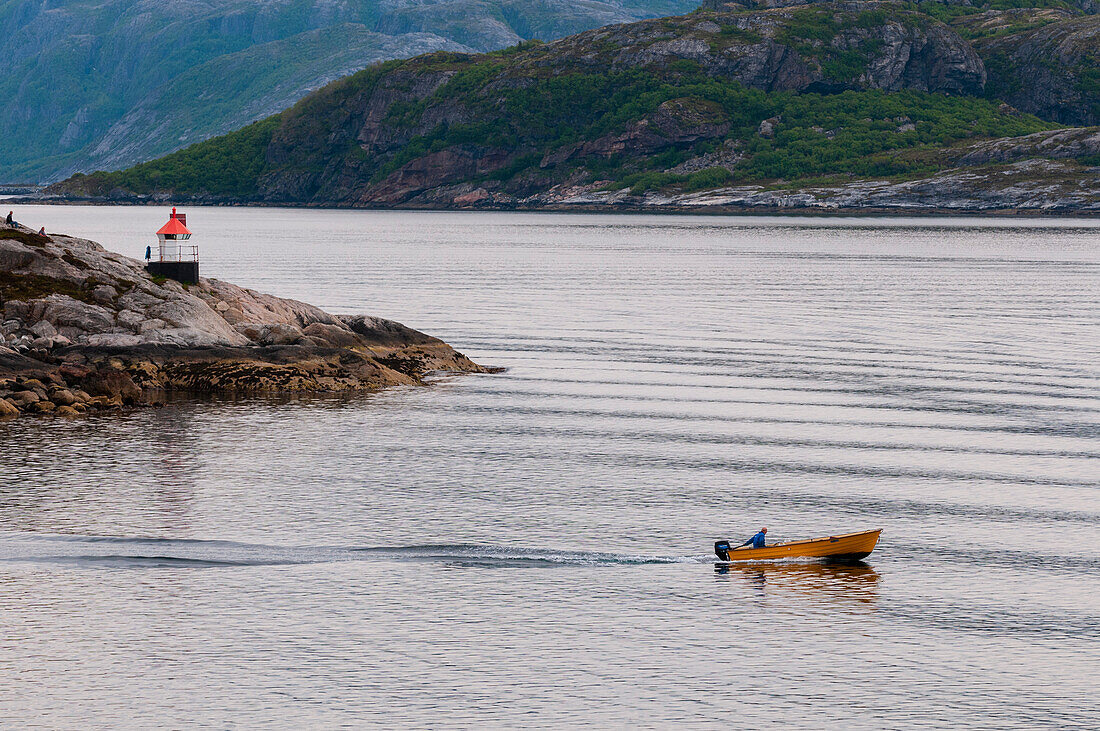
xmin=15 ymin=196 xmax=1100 ymax=220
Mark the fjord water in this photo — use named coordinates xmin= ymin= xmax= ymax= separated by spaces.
xmin=2 ymin=207 xmax=1099 ymax=728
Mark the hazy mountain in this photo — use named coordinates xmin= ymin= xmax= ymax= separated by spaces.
xmin=0 ymin=0 xmax=698 ymax=182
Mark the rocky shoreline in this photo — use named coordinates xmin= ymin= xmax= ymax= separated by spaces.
xmin=0 ymin=222 xmax=493 ymax=418
xmin=38 ymin=156 xmax=1100 ymax=217
xmin=32 ymin=187 xmax=1100 ymax=217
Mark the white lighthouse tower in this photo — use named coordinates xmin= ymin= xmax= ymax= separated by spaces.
xmin=146 ymin=208 xmax=199 ymax=283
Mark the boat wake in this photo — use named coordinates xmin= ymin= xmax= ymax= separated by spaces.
xmin=0 ymin=533 xmax=711 ymax=569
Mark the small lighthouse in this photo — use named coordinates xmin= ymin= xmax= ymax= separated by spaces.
xmin=146 ymin=208 xmax=198 ymax=284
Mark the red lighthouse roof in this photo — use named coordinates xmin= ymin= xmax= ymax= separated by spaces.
xmin=156 ymin=208 xmax=192 ymax=236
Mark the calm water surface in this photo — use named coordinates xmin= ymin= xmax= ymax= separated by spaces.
xmin=2 ymin=207 xmax=1099 ymax=728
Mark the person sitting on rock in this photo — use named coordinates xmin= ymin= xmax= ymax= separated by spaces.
xmin=5 ymin=211 xmax=12 ymax=226
xmin=38 ymin=226 xmax=46 ymax=236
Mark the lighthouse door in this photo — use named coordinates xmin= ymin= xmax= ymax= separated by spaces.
xmin=160 ymin=234 xmax=180 ymax=262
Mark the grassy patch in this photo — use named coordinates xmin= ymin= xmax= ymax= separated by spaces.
xmin=718 ymin=25 xmax=763 ymax=44
xmin=0 ymin=229 xmax=50 ymax=247
xmin=1077 ymin=53 xmax=1100 ymax=116
xmin=778 ymin=8 xmax=840 ymax=46
xmin=905 ymin=0 xmax=1072 ymax=21
xmin=822 ymin=49 xmax=868 ymax=83
xmin=0 ymin=271 xmax=95 ymax=304
xmin=488 ymin=39 xmax=544 ymax=58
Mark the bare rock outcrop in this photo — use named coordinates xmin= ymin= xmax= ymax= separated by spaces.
xmin=542 ymin=5 xmax=985 ymax=95
xmin=955 ymin=127 xmax=1100 ymax=166
xmin=978 ymin=15 xmax=1100 ymax=127
xmin=520 ymin=154 xmax=1100 ymax=212
xmin=0 ymin=222 xmax=491 ymax=418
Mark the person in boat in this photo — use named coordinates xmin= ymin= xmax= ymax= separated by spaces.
xmin=740 ymin=527 xmax=767 ymax=549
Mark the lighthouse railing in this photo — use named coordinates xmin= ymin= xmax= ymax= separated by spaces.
xmin=158 ymin=243 xmax=199 ymax=262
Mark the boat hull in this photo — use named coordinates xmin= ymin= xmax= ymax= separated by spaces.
xmin=714 ymin=529 xmax=882 ymax=562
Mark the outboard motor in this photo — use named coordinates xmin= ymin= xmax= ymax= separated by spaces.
xmin=714 ymin=540 xmax=731 ymax=561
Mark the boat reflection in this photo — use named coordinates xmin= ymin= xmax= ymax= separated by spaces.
xmin=714 ymin=560 xmax=881 ymax=605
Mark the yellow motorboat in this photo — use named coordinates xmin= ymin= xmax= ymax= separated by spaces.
xmin=714 ymin=529 xmax=882 ymax=563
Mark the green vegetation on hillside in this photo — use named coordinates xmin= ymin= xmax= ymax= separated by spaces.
xmin=1080 ymin=53 xmax=1100 ymax=117
xmin=60 ymin=54 xmax=1059 ymax=199
xmin=901 ymin=0 xmax=1079 ymax=42
xmin=63 ymin=117 xmax=281 ymax=197
xmin=115 ymin=75 xmax=1052 ymax=195
xmin=365 ymin=60 xmax=1054 ymax=192
xmin=622 ymin=92 xmax=1056 ymax=191
xmin=906 ymin=0 xmax=1074 ymax=22
xmin=772 ymin=7 xmax=896 ymax=82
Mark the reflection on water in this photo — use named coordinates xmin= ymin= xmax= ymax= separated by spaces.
xmin=714 ymin=561 xmax=880 ymax=605
xmin=147 ymin=406 xmax=199 ymax=525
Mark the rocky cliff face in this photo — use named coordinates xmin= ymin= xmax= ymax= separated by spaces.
xmin=978 ymin=16 xmax=1100 ymax=127
xmin=534 ymin=6 xmax=986 ymax=94
xmin=700 ymin=0 xmax=1099 ymax=127
xmin=0 ymin=222 xmax=490 ymax=418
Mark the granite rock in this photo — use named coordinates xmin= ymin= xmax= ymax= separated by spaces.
xmin=0 ymin=221 xmax=492 ymax=418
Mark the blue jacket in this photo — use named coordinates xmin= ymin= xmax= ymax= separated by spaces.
xmin=741 ymin=531 xmax=766 ymax=548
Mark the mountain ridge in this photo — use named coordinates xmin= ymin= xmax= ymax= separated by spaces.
xmin=1 ymin=0 xmax=698 ymax=183
xmin=48 ymin=1 xmax=1100 ymax=212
